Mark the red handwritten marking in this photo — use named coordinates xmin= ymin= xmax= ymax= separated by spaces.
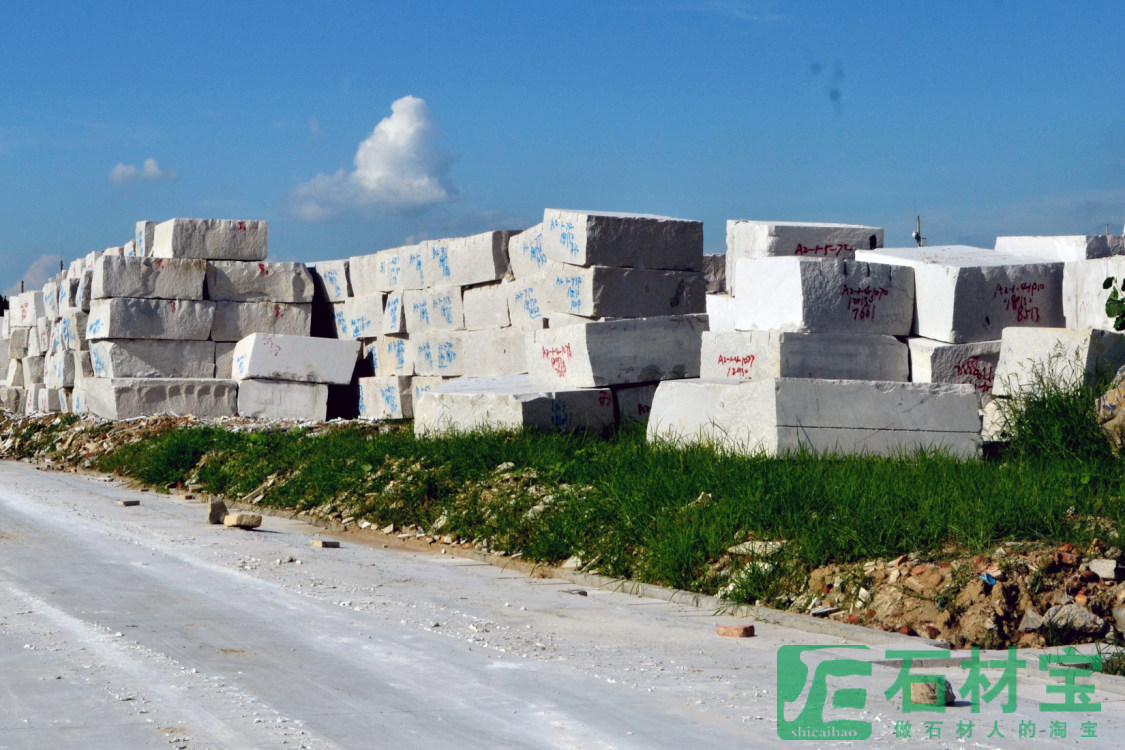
xmin=795 ymin=243 xmax=853 ymax=258
xmin=953 ymin=356 xmax=996 ymax=394
xmin=236 ymin=221 xmax=247 ymax=231
xmin=841 ymin=285 xmax=889 ymax=321
xmin=637 ymin=403 xmax=652 ymax=415
xmin=717 ymin=353 xmax=755 ymax=366
xmin=598 ymin=390 xmax=612 ymax=406
xmin=258 ymin=263 xmax=269 ymax=275
xmin=542 ymin=344 xmax=573 ymax=377
xmin=274 ymin=304 xmax=283 ymax=319
xmin=170 ymin=300 xmax=178 ymax=312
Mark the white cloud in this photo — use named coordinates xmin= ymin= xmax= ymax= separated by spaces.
xmin=3 ymin=253 xmax=65 ymax=297
xmin=109 ymin=157 xmax=175 ymax=185
xmin=289 ymin=95 xmax=456 ymax=220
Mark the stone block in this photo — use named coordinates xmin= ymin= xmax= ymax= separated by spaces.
xmin=907 ymin=337 xmax=1000 ymax=406
xmin=1062 ymin=257 xmax=1125 ymax=329
xmin=85 ymin=377 xmax=238 ymax=420
xmin=462 ymin=283 xmax=511 ymax=330
xmin=414 ymin=328 xmax=528 ymax=378
xmin=231 ymin=333 xmax=359 ymax=384
xmin=706 ymin=294 xmax=737 ymax=332
xmin=205 ymin=261 xmax=314 ymax=303
xmin=36 ymin=317 xmax=50 ymax=354
xmin=330 ymin=302 xmax=348 ymax=339
xmin=72 ymin=351 xmax=93 ymax=386
xmin=152 ymin=218 xmax=268 ymax=261
xmin=236 ymin=379 xmax=327 ymax=421
xmin=992 ymin=328 xmax=1125 ymax=398
xmin=404 ymin=286 xmax=464 ymax=331
xmin=77 ymin=270 xmax=93 ymax=312
xmin=996 ymin=234 xmax=1125 ymax=262
xmin=44 ymin=348 xmax=74 ymax=389
xmin=647 ymin=379 xmax=981 ymax=458
xmin=337 ymin=295 xmax=384 ymax=339
xmin=425 ymin=231 xmax=512 ymax=288
xmin=70 ymin=386 xmax=86 ymax=415
xmin=726 ymin=220 xmax=883 ymax=290
xmin=528 ymin=314 xmax=707 ymax=388
xmin=90 ymin=340 xmax=217 ymax=379
xmin=24 ymin=384 xmax=44 ymax=414
xmin=0 ymin=314 xmax=7 ymax=340
xmin=308 ymin=259 xmax=351 ymax=302
xmin=123 ymin=240 xmax=137 ymax=257
xmin=38 ymin=387 xmax=62 ymax=413
xmin=411 ymin=375 xmax=447 ymax=406
xmin=0 ymin=385 xmax=22 ymax=412
xmin=382 ymin=291 xmax=407 ymax=334
xmin=414 ymin=375 xmax=616 ymax=436
xmin=703 ymin=254 xmax=726 ymax=293
xmin=508 ymin=224 xmax=549 ymax=279
xmin=223 ymin=513 xmax=262 ymax=529
xmin=58 ymin=310 xmax=87 ymax=351
xmin=348 ymin=247 xmax=406 ymax=295
xmin=734 ymin=257 xmax=914 ymax=336
xmin=10 ymin=291 xmax=44 ymax=328
xmin=42 ymin=281 xmax=61 ymax=320
xmin=378 ymin=335 xmax=415 ymax=376
xmin=214 ymin=342 xmax=236 ymax=379
xmin=92 ymin=256 xmax=207 ymax=300
xmin=209 ymin=301 xmax=311 ymax=342
xmin=542 ymin=209 xmax=703 ymax=270
xmin=701 ymin=331 xmax=909 ymax=382
xmin=22 ymin=356 xmax=44 ymax=388
xmin=544 ymin=264 xmax=706 ymax=319
xmin=613 ymin=382 xmax=658 ymax=424
xmin=856 ymin=246 xmax=1063 ymax=343
xmin=8 ymin=327 xmax=29 ymax=354
xmin=506 ymin=277 xmax=549 ymax=330
xmin=60 ymin=278 xmax=80 ymax=310
xmin=135 ymin=220 xmax=156 ymax=257
xmin=5 ymin=360 xmax=23 ymax=388
xmin=103 ymin=246 xmax=124 ymax=258
xmin=87 ymin=298 xmax=215 ymax=341
xmin=358 ymin=376 xmax=413 ymax=419
xmin=0 ymin=338 xmax=6 ymax=364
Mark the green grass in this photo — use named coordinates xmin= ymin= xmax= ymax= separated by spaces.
xmin=90 ymin=366 xmax=1125 ymax=605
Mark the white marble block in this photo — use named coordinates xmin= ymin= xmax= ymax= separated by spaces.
xmin=378 ymin=335 xmax=415 ymax=376
xmin=414 ymin=375 xmax=616 ymax=436
xmin=231 ymin=333 xmax=359 ymax=384
xmin=152 ymin=218 xmax=268 ymax=261
xmin=462 ymin=283 xmax=511 ymax=330
xmin=338 ymin=294 xmax=384 ymax=339
xmin=44 ymin=348 xmax=74 ymax=389
xmin=236 ymin=379 xmax=327 ymax=421
xmin=23 ymin=357 xmax=45 ymax=388
xmin=908 ymin=337 xmax=1000 ymax=406
xmin=734 ymin=257 xmax=914 ymax=335
xmin=701 ymin=331 xmax=908 ymax=382
xmin=991 ymin=327 xmax=1125 ymax=398
xmin=72 ymin=350 xmax=93 ymax=387
xmin=358 ymin=376 xmax=413 ymax=419
xmin=1063 ymin=257 xmax=1125 ymax=329
xmin=24 ymin=384 xmax=44 ymax=414
xmin=77 ymin=270 xmax=93 ymax=312
xmin=209 ymin=302 xmax=312 ymax=342
xmin=42 ymin=281 xmax=60 ymax=320
xmin=996 ymin=235 xmax=1125 ymax=262
xmin=425 ymin=231 xmax=512 ymax=288
xmin=348 ymin=248 xmax=406 ymax=295
xmin=5 ymin=360 xmax=23 ymax=388
xmin=544 ymin=264 xmax=706 ymax=319
xmin=528 ymin=314 xmax=708 ymax=389
xmin=508 ymin=224 xmax=549 ymax=279
xmin=58 ymin=310 xmax=87 ymax=351
xmin=413 ymin=328 xmax=527 ymax=378
xmin=135 ymin=220 xmax=157 ymax=257
xmin=647 ymin=378 xmax=981 ymax=458
xmin=38 ymin=387 xmax=62 ymax=413
xmin=706 ymin=294 xmax=737 ymax=332
xmin=86 ymin=298 xmax=215 ymax=341
xmin=726 ymin=220 xmax=883 ymax=291
xmin=92 ymin=256 xmax=207 ymax=300
xmin=542 ymin=209 xmax=702 ymax=271
xmin=506 ymin=278 xmax=549 ymax=330
xmin=411 ymin=375 xmax=447 ymax=406
xmin=85 ymin=377 xmax=238 ymax=420
xmin=90 ymin=340 xmax=217 ymax=379
xmin=309 ymin=260 xmax=352 ymax=302
xmin=404 ymin=286 xmax=464 ymax=331
xmin=10 ymin=292 xmax=45 ymax=328
xmin=382 ymin=291 xmax=407 ymax=334
xmin=856 ymin=246 xmax=1063 ymax=343
xmin=205 ymin=261 xmax=315 ymax=303
xmin=214 ymin=342 xmax=236 ymax=379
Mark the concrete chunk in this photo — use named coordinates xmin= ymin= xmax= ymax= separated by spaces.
xmin=992 ymin=328 xmax=1125 ymax=397
xmin=236 ymin=379 xmax=327 ymax=421
xmin=462 ymin=283 xmax=511 ymax=330
xmin=544 ymin=264 xmax=706 ymax=319
xmin=152 ymin=218 xmax=268 ymax=261
xmin=996 ymin=234 xmax=1125 ymax=262
xmin=232 ymin=333 xmax=359 ymax=384
xmin=726 ymin=220 xmax=883 ymax=291
xmin=528 ymin=315 xmax=708 ymax=388
xmin=85 ymin=377 xmax=238 ymax=419
xmin=542 ymin=209 xmax=703 ymax=270
xmin=209 ymin=301 xmax=311 ymax=342
xmin=647 ymin=379 xmax=981 ymax=458
xmin=358 ymin=375 xmax=413 ymax=419
xmin=90 ymin=340 xmax=217 ymax=379
xmin=205 ymin=261 xmax=314 ymax=303
xmin=87 ymin=298 xmax=215 ymax=341
xmin=414 ymin=375 xmax=616 ymax=436
xmin=734 ymin=258 xmax=914 ymax=335
xmin=92 ymin=256 xmax=206 ymax=300
xmin=701 ymin=331 xmax=909 ymax=382
xmin=908 ymin=337 xmax=1000 ymax=406
xmin=856 ymin=246 xmax=1063 ymax=343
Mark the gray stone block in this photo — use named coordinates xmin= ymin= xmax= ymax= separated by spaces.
xmin=703 ymin=254 xmax=726 ymax=293
xmin=135 ymin=220 xmax=157 ymax=257
xmin=85 ymin=377 xmax=238 ymax=420
xmin=236 ymin=379 xmax=327 ymax=421
xmin=90 ymin=340 xmax=217 ymax=379
xmin=544 ymin=264 xmax=706 ymax=319
xmin=528 ymin=315 xmax=708 ymax=388
xmin=358 ymin=376 xmax=413 ymax=419
xmin=209 ymin=301 xmax=311 ymax=342
xmin=87 ymin=298 xmax=215 ymax=341
xmin=231 ymin=333 xmax=359 ymax=384
xmin=726 ymin=220 xmax=883 ymax=290
xmin=152 ymin=218 xmax=268 ymax=261
xmin=992 ymin=327 xmax=1125 ymax=397
xmin=22 ymin=356 xmax=45 ymax=388
xmin=542 ymin=209 xmax=702 ymax=270
xmin=701 ymin=331 xmax=909 ymax=382
xmin=205 ymin=261 xmax=315 ymax=303
xmin=463 ymin=283 xmax=511 ymax=330
xmin=92 ymin=256 xmax=207 ymax=300
xmin=907 ymin=337 xmax=1000 ymax=406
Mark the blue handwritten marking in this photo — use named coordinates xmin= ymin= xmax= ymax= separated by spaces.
xmin=549 ymin=217 xmax=579 ymax=256
xmin=388 ymin=339 xmax=406 ymax=369
xmin=432 ymin=245 xmax=451 ymax=278
xmin=324 ymin=271 xmax=343 ymax=298
xmin=380 ymin=386 xmax=399 ymax=413
xmin=413 ymin=300 xmax=430 ymax=325
xmin=418 ymin=342 xmax=434 ymax=366
xmin=437 ymin=340 xmax=457 ymax=369
xmin=91 ymin=350 xmax=106 ymax=377
xmin=436 ymin=296 xmax=453 ymax=325
xmin=515 ymin=288 xmax=542 ymax=320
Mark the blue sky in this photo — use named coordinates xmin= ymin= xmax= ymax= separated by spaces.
xmin=2 ymin=1 xmax=1123 ymax=294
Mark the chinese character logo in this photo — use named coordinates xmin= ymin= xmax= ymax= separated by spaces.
xmin=777 ymin=645 xmax=873 ymax=740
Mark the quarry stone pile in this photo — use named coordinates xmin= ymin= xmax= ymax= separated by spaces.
xmin=3 ymin=210 xmax=1123 ymax=459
